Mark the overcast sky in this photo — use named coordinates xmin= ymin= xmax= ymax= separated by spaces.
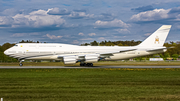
xmin=0 ymin=0 xmax=180 ymax=45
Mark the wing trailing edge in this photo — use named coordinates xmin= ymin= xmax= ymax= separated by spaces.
xmin=99 ymin=49 xmax=136 ymax=55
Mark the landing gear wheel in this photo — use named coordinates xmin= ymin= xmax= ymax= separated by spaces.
xmin=80 ymin=63 xmax=93 ymax=67
xmin=19 ymin=59 xmax=24 ymax=67
xmin=83 ymin=63 xmax=86 ymax=66
xmin=90 ymin=63 xmax=93 ymax=67
xmin=80 ymin=63 xmax=86 ymax=66
xmin=80 ymin=63 xmax=83 ymax=66
xmin=19 ymin=63 xmax=23 ymax=67
xmin=86 ymin=63 xmax=93 ymax=67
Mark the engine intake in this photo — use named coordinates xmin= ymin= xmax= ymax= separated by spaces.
xmin=84 ymin=54 xmax=99 ymax=63
xmin=63 ymin=56 xmax=77 ymax=64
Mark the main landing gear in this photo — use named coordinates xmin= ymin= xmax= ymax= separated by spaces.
xmin=80 ymin=63 xmax=93 ymax=67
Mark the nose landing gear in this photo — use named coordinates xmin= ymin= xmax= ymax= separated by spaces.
xmin=19 ymin=63 xmax=23 ymax=66
xmin=19 ymin=60 xmax=24 ymax=67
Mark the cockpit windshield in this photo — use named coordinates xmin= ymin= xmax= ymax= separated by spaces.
xmin=14 ymin=45 xmax=18 ymax=47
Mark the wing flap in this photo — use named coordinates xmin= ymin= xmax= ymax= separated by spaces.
xmin=99 ymin=49 xmax=136 ymax=58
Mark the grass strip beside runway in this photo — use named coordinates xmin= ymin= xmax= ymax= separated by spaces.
xmin=0 ymin=68 xmax=180 ymax=101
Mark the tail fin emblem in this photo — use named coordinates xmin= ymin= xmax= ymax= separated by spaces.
xmin=155 ymin=36 xmax=159 ymax=44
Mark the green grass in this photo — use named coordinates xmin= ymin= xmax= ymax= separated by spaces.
xmin=0 ymin=68 xmax=180 ymax=101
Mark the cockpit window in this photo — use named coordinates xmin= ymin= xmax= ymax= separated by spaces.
xmin=14 ymin=45 xmax=18 ymax=47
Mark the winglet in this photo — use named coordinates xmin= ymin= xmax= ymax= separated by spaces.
xmin=138 ymin=25 xmax=172 ymax=47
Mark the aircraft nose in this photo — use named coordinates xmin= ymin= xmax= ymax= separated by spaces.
xmin=4 ymin=50 xmax=8 ymax=55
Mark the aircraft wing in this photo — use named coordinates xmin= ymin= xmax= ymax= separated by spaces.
xmin=57 ymin=48 xmax=136 ymax=63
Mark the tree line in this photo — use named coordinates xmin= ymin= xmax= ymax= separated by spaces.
xmin=0 ymin=40 xmax=180 ymax=62
xmin=81 ymin=40 xmax=142 ymax=46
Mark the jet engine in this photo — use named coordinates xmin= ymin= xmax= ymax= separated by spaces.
xmin=84 ymin=54 xmax=99 ymax=63
xmin=63 ymin=56 xmax=77 ymax=64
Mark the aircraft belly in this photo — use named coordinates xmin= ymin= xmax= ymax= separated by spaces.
xmin=106 ymin=50 xmax=164 ymax=60
xmin=106 ymin=53 xmax=137 ymax=60
xmin=26 ymin=55 xmax=60 ymax=60
xmin=147 ymin=50 xmax=164 ymax=55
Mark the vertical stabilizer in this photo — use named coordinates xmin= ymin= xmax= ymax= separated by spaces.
xmin=138 ymin=25 xmax=172 ymax=47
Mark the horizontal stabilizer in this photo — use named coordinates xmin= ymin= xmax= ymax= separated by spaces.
xmin=146 ymin=47 xmax=173 ymax=52
xmin=146 ymin=48 xmax=167 ymax=52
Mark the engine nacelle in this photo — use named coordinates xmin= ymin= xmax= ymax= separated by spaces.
xmin=84 ymin=54 xmax=99 ymax=63
xmin=63 ymin=56 xmax=77 ymax=64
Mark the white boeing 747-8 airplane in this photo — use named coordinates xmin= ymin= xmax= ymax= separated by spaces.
xmin=4 ymin=25 xmax=171 ymax=66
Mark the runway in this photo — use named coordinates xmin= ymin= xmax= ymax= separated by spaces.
xmin=0 ymin=66 xmax=180 ymax=69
